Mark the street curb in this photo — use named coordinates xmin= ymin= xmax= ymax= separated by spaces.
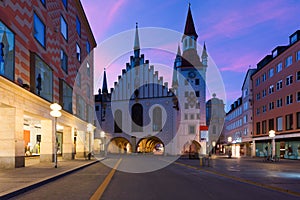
xmin=0 ymin=159 xmax=100 ymax=200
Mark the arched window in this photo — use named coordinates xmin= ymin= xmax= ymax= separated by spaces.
xmin=114 ymin=110 xmax=122 ymax=133
xmin=153 ymin=107 xmax=162 ymax=131
xmin=132 ymin=104 xmax=143 ymax=132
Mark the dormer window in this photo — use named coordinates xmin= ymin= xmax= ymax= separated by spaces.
xmin=290 ymin=34 xmax=297 ymax=44
xmin=272 ymin=49 xmax=277 ymax=58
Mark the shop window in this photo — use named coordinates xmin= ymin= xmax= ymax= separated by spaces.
xmin=33 ymin=13 xmax=45 ymax=47
xmin=31 ymin=54 xmax=53 ymax=102
xmin=76 ymin=16 xmax=81 ymax=37
xmin=285 ymin=114 xmax=293 ymax=130
xmin=276 ymin=117 xmax=283 ymax=131
xmin=60 ymin=15 xmax=68 ymax=41
xmin=60 ymin=49 xmax=68 ymax=74
xmin=59 ymin=80 xmax=72 ymax=113
xmin=0 ymin=21 xmax=15 ymax=81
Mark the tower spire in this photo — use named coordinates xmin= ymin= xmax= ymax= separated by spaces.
xmin=201 ymin=42 xmax=208 ymax=66
xmin=102 ymin=68 xmax=108 ymax=94
xmin=182 ymin=3 xmax=198 ymax=40
xmin=133 ymin=22 xmax=140 ymax=54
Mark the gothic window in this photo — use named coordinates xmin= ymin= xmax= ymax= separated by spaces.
xmin=153 ymin=107 xmax=162 ymax=131
xmin=0 ymin=21 xmax=14 ymax=81
xmin=114 ymin=110 xmax=122 ymax=133
xmin=132 ymin=103 xmax=143 ymax=132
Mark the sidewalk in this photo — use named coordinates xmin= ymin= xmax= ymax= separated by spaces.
xmin=177 ymin=155 xmax=300 ymax=196
xmin=0 ymin=158 xmax=101 ymax=199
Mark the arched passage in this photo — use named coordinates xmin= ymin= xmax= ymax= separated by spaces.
xmin=183 ymin=140 xmax=201 ymax=159
xmin=107 ymin=137 xmax=132 ymax=154
xmin=137 ymin=136 xmax=164 ymax=155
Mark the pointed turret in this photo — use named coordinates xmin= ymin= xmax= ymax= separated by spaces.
xmin=102 ymin=68 xmax=108 ymax=94
xmin=201 ymin=42 xmax=208 ymax=66
xmin=133 ymin=22 xmax=140 ymax=58
xmin=182 ymin=3 xmax=198 ymax=40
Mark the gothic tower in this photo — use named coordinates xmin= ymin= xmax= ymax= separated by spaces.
xmin=172 ymin=4 xmax=208 ymax=153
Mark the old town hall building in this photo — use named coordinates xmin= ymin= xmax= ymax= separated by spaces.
xmin=95 ymin=6 xmax=209 ymax=155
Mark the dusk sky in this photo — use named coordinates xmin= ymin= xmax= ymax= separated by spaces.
xmin=81 ymin=0 xmax=300 ymax=111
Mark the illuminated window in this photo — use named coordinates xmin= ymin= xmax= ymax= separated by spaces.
xmin=276 ymin=117 xmax=283 ymax=131
xmin=0 ymin=21 xmax=15 ymax=81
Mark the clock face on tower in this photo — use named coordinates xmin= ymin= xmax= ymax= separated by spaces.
xmin=188 ymin=71 xmax=196 ymax=79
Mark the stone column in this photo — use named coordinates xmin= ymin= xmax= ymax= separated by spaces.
xmin=251 ymin=140 xmax=256 ymax=157
xmin=0 ymin=107 xmax=24 ymax=168
xmin=75 ymin=130 xmax=86 ymax=158
xmin=63 ymin=126 xmax=73 ymax=160
xmin=40 ymin=120 xmax=54 ymax=162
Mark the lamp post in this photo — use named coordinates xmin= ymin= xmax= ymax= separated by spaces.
xmin=50 ymin=103 xmax=62 ymax=168
xmin=87 ymin=123 xmax=93 ymax=160
xmin=269 ymin=130 xmax=275 ymax=159
xmin=212 ymin=141 xmax=216 ymax=155
xmin=100 ymin=131 xmax=106 ymax=156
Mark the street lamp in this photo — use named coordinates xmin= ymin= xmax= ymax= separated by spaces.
xmin=100 ymin=131 xmax=106 ymax=156
xmin=212 ymin=141 xmax=216 ymax=154
xmin=87 ymin=123 xmax=93 ymax=160
xmin=50 ymin=103 xmax=62 ymax=168
xmin=269 ymin=130 xmax=275 ymax=159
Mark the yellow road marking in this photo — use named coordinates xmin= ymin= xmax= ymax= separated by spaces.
xmin=174 ymin=161 xmax=300 ymax=197
xmin=90 ymin=158 xmax=122 ymax=200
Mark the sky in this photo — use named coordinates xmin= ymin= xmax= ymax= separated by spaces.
xmin=81 ymin=0 xmax=300 ymax=111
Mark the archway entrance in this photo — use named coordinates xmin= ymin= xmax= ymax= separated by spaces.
xmin=107 ymin=137 xmax=132 ymax=154
xmin=137 ymin=136 xmax=164 ymax=155
xmin=183 ymin=140 xmax=201 ymax=159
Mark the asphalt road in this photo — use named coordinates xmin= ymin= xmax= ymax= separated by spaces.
xmin=10 ymin=156 xmax=300 ymax=200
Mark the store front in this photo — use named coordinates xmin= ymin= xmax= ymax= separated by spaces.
xmin=254 ymin=138 xmax=300 ymax=160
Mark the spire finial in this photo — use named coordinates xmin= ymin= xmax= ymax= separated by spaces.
xmin=102 ymin=69 xmax=108 ymax=94
xmin=134 ymin=22 xmax=140 ymax=51
xmin=189 ymin=2 xmax=191 ymax=8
